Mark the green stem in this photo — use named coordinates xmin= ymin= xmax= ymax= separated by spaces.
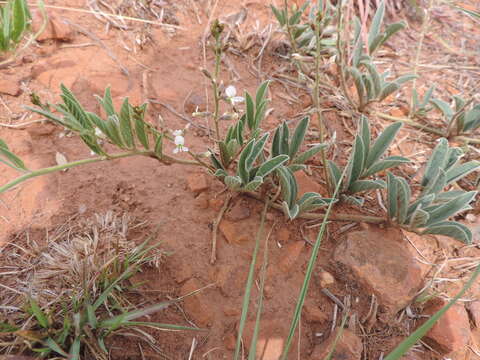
xmin=0 ymin=150 xmax=202 ymax=193
xmin=313 ymin=11 xmax=332 ymax=195
xmin=212 ymin=36 xmax=222 ymax=140
xmin=374 ymin=111 xmax=445 ymax=136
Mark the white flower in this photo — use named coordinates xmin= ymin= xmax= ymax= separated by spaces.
xmin=173 ymin=134 xmax=189 ymax=154
xmin=225 ymin=85 xmax=244 ymax=105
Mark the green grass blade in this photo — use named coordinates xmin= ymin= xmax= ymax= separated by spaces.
xmin=233 ymin=201 xmax=268 ymax=360
xmin=384 ymin=263 xmax=480 ymax=360
xmin=29 ymin=297 xmax=48 ymax=328
xmin=280 ymin=166 xmax=347 ymax=360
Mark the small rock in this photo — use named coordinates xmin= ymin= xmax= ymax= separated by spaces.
xmin=424 ymin=300 xmax=471 ymax=354
xmin=294 ymin=171 xmax=322 ymax=196
xmin=243 ymin=320 xmax=290 ymax=360
xmin=278 ymin=241 xmax=304 ymax=273
xmin=466 ymin=213 xmax=477 ymax=223
xmin=34 ymin=14 xmax=74 ymax=42
xmin=187 ymin=173 xmax=209 ymax=194
xmin=26 ymin=122 xmax=56 ymax=137
xmin=209 ymin=198 xmax=224 ymax=211
xmin=468 ymin=300 xmax=480 ymax=327
xmin=223 ymin=306 xmax=240 ymax=317
xmin=256 ymin=337 xmax=284 ymax=360
xmin=225 ymin=200 xmax=250 ymax=222
xmin=194 ymin=192 xmax=209 ymax=209
xmin=219 ymin=220 xmax=249 ymax=244
xmin=319 ymin=270 xmax=335 ymax=287
xmin=333 ymin=228 xmax=424 ymax=319
xmin=180 ymin=278 xmax=214 ymax=327
xmin=312 ymin=329 xmax=362 ymax=360
xmin=0 ymin=76 xmax=21 ymax=96
xmin=304 ymin=302 xmax=329 ymax=323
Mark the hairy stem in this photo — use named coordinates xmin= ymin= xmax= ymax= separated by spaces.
xmin=313 ymin=11 xmax=332 ymax=195
xmin=212 ymin=36 xmax=222 ymax=139
xmin=0 ymin=150 xmax=202 ymax=194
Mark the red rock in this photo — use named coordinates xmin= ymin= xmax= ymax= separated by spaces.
xmin=180 ymin=278 xmax=214 ymax=327
xmin=278 ymin=241 xmax=304 ymax=273
xmin=26 ymin=122 xmax=56 ymax=137
xmin=0 ymin=76 xmax=21 ymax=96
xmin=33 ymin=13 xmax=74 ymax=42
xmin=424 ymin=300 xmax=471 ymax=354
xmin=256 ymin=337 xmax=284 ymax=360
xmin=194 ymin=192 xmax=209 ymax=209
xmin=225 ymin=200 xmax=250 ymax=222
xmin=294 ymin=171 xmax=322 ymax=196
xmin=87 ymin=72 xmax=130 ymax=97
xmin=209 ymin=197 xmax=224 ymax=211
xmin=319 ymin=270 xmax=335 ymax=287
xmin=187 ymin=173 xmax=209 ymax=194
xmin=312 ymin=329 xmax=362 ymax=360
xmin=223 ymin=333 xmax=236 ymax=350
xmin=219 ymin=220 xmax=249 ymax=244
xmin=333 ymin=228 xmax=424 ymax=319
xmin=243 ymin=320 xmax=291 ymax=360
xmin=468 ymin=301 xmax=480 ymax=327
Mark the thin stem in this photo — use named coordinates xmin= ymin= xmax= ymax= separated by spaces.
xmin=212 ymin=36 xmax=222 ymax=140
xmin=210 ymin=193 xmax=233 ymax=264
xmin=283 ymin=0 xmax=309 ymax=76
xmin=408 ymin=0 xmax=434 ymax=118
xmin=0 ymin=150 xmax=202 ymax=194
xmin=313 ymin=10 xmax=332 ymax=195
xmin=374 ymin=111 xmax=445 ymax=136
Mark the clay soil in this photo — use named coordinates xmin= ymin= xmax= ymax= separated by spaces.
xmin=1 ymin=0 xmax=480 ymax=359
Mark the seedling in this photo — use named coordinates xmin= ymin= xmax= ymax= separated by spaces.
xmin=430 ymin=95 xmax=480 ymax=137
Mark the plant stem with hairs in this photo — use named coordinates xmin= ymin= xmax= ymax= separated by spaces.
xmin=313 ymin=9 xmax=332 ymax=195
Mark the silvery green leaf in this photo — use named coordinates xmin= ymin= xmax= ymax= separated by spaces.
xmin=282 ymin=202 xmax=299 ymax=220
xmin=368 ymin=33 xmax=385 ymax=56
xmin=214 ymin=169 xmax=228 ymax=177
xmin=364 ymin=63 xmax=382 ymax=98
xmin=387 ymin=172 xmax=398 ymax=220
xmin=245 ymin=93 xmax=255 ymax=130
xmin=119 ymin=98 xmax=133 ymax=148
xmin=154 ymin=134 xmax=163 ymax=158
xmin=293 ymin=144 xmax=327 ymax=165
xmin=244 ymin=176 xmax=263 ymax=192
xmin=271 ymin=126 xmax=282 ymax=157
xmin=12 ymin=0 xmax=29 ymax=43
xmin=256 ymin=155 xmax=289 ymax=178
xmin=254 ymin=100 xmax=267 ymax=131
xmin=288 ymin=164 xmax=306 ymax=172
xmin=0 ymin=139 xmax=28 ymax=171
xmin=422 ymin=169 xmax=446 ymax=196
xmin=377 ymin=21 xmax=406 ymax=50
xmin=219 ymin=142 xmax=230 ymax=168
xmin=445 ymin=161 xmax=480 ymax=185
xmin=255 ymin=81 xmax=270 ymax=106
xmin=421 ymin=85 xmax=436 ymax=107
xmin=246 ymin=133 xmax=269 ymax=170
xmin=359 ymin=116 xmax=371 ymax=161
xmin=363 ymin=156 xmax=410 ymax=178
xmin=364 ymin=74 xmax=375 ymax=100
xmin=463 ymin=105 xmax=480 ymax=132
xmin=226 ymin=139 xmax=240 ymax=159
xmin=395 ymin=74 xmax=418 ymax=85
xmin=238 ymin=140 xmax=255 ymax=184
xmin=327 ymin=160 xmax=342 ymax=188
xmin=277 ymin=166 xmax=297 ymax=208
xmin=453 ymin=95 xmax=466 ymax=111
xmin=289 ymin=117 xmax=309 ymax=159
xmin=430 ymin=99 xmax=454 ymax=121
xmin=421 ymin=138 xmax=448 ymax=187
xmin=368 ymin=0 xmax=385 ymax=50
xmin=445 ymin=147 xmax=463 ymax=171
xmin=271 ymin=5 xmax=286 ymax=26
xmin=422 ymin=221 xmax=472 ymax=244
xmin=210 ymin=152 xmax=224 ymax=170
xmin=425 ymin=191 xmax=477 ymax=226
xmin=225 ymin=175 xmax=243 ymax=190
xmin=378 ymin=82 xmax=400 ymax=101
xmin=396 ymin=176 xmax=411 ymax=225
xmin=97 ymin=87 xmax=116 ymax=117
xmin=281 ymin=122 xmax=290 ymax=156
xmin=236 ymin=116 xmax=245 ymax=145
xmin=345 ymin=136 xmax=365 ymax=188
xmin=349 ymin=179 xmax=386 ymax=194
xmin=60 ymin=85 xmax=92 ymax=130
xmin=434 ymin=190 xmax=466 ymax=203
xmin=408 ymin=194 xmax=435 ymax=220
xmin=342 ymin=195 xmax=364 ymax=206
xmin=134 ymin=116 xmax=149 ymax=149
xmin=409 ymin=208 xmax=429 ymax=228
xmin=349 ymin=67 xmax=366 ymax=105
xmin=365 ymin=122 xmax=402 ymax=169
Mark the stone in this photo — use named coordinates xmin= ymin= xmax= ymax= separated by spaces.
xmin=243 ymin=320 xmax=291 ymax=360
xmin=87 ymin=72 xmax=130 ymax=97
xmin=33 ymin=59 xmax=77 ymax=89
xmin=312 ymin=329 xmax=362 ymax=360
xmin=424 ymin=300 xmax=471 ymax=354
xmin=294 ymin=171 xmax=322 ymax=196
xmin=223 ymin=333 xmax=236 ymax=350
xmin=180 ymin=278 xmax=214 ymax=327
xmin=333 ymin=228 xmax=424 ymax=318
xmin=209 ymin=198 xmax=224 ymax=211
xmin=194 ymin=192 xmax=209 ymax=209
xmin=319 ymin=270 xmax=335 ymax=287
xmin=26 ymin=122 xmax=56 ymax=137
xmin=33 ymin=14 xmax=74 ymax=42
xmin=278 ymin=241 xmax=304 ymax=273
xmin=225 ymin=200 xmax=250 ymax=222
xmin=0 ymin=76 xmax=21 ymax=96
xmin=219 ymin=220 xmax=249 ymax=244
xmin=187 ymin=173 xmax=209 ymax=194
xmin=468 ymin=300 xmax=480 ymax=327
xmin=256 ymin=337 xmax=284 ymax=360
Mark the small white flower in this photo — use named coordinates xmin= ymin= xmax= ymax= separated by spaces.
xmin=173 ymin=134 xmax=188 ymax=154
xmin=225 ymin=85 xmax=244 ymax=105
xmin=172 ymin=129 xmax=183 ymax=136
